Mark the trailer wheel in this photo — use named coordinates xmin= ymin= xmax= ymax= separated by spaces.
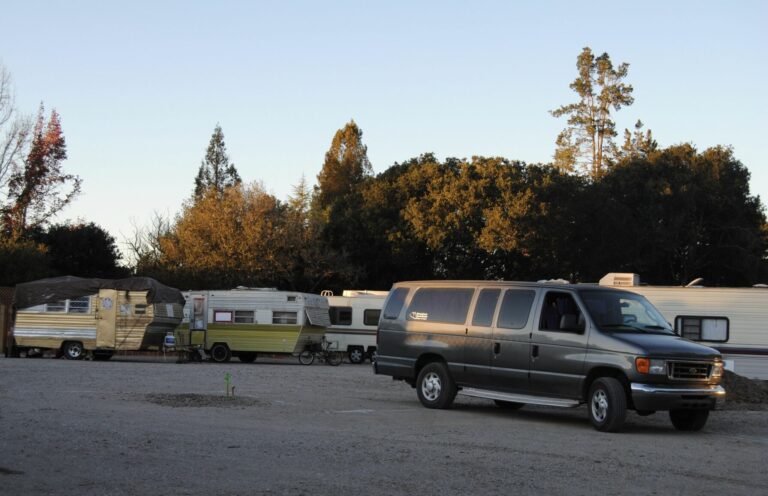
xmin=348 ymin=347 xmax=365 ymax=364
xmin=210 ymin=344 xmax=231 ymax=363
xmin=238 ymin=352 xmax=256 ymax=363
xmin=93 ymin=351 xmax=114 ymax=361
xmin=62 ymin=341 xmax=85 ymax=360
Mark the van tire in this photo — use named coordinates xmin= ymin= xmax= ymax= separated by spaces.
xmin=588 ymin=377 xmax=627 ymax=432
xmin=348 ymin=347 xmax=365 ymax=364
xmin=62 ymin=341 xmax=85 ymax=360
xmin=494 ymin=400 xmax=524 ymax=410
xmin=416 ymin=362 xmax=457 ymax=409
xmin=210 ymin=344 xmax=231 ymax=363
xmin=669 ymin=409 xmax=709 ymax=431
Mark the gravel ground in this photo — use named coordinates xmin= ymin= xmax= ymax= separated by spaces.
xmin=1 ymin=356 xmax=767 ymax=496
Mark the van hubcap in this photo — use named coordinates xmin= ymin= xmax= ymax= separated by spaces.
xmin=592 ymin=390 xmax=608 ymax=422
xmin=422 ymin=372 xmax=442 ymax=401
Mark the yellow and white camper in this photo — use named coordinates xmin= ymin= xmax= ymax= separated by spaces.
xmin=11 ymin=276 xmax=185 ymax=360
xmin=176 ymin=288 xmax=331 ymax=363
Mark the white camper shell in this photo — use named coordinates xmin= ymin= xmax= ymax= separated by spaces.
xmin=599 ymin=273 xmax=768 ymax=379
xmin=322 ymin=290 xmax=387 ymax=364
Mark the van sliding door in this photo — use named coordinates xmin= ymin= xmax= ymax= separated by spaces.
xmin=489 ymin=289 xmax=538 ymax=393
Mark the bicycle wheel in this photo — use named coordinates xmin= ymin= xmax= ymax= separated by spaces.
xmin=298 ymin=350 xmax=315 ymax=365
xmin=327 ymin=351 xmax=343 ymax=366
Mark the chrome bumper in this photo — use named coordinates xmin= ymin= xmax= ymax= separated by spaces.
xmin=630 ymin=383 xmax=726 ymax=410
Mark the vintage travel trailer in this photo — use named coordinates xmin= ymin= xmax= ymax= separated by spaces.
xmin=176 ymin=288 xmax=331 ymax=363
xmin=322 ymin=290 xmax=387 ymax=364
xmin=599 ymin=273 xmax=768 ymax=379
xmin=10 ymin=276 xmax=185 ymax=360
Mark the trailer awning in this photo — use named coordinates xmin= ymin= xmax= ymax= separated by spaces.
xmin=14 ymin=276 xmax=186 ymax=309
xmin=305 ymin=307 xmax=331 ymax=327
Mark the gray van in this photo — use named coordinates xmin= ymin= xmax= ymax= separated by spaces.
xmin=373 ymin=280 xmax=726 ymax=432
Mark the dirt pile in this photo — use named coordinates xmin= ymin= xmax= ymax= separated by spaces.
xmin=721 ymin=371 xmax=768 ymax=410
xmin=145 ymin=393 xmax=263 ymax=408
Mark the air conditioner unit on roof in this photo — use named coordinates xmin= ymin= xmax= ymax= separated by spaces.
xmin=599 ymin=273 xmax=640 ymax=287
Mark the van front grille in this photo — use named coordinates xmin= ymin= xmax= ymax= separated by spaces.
xmin=668 ymin=361 xmax=711 ymax=380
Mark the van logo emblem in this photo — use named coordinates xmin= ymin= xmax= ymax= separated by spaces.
xmin=689 ymin=367 xmax=697 ymax=374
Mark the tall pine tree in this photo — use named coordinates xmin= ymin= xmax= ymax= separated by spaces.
xmin=194 ymin=124 xmax=241 ymax=199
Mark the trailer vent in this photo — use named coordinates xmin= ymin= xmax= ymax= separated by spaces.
xmin=598 ymin=273 xmax=640 ymax=287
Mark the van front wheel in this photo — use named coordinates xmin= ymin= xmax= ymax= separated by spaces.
xmin=669 ymin=409 xmax=709 ymax=431
xmin=416 ymin=362 xmax=457 ymax=409
xmin=588 ymin=377 xmax=627 ymax=432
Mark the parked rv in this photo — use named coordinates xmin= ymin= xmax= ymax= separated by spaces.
xmin=9 ymin=276 xmax=185 ymax=360
xmin=599 ymin=272 xmax=768 ymax=380
xmin=175 ymin=288 xmax=330 ymax=363
xmin=323 ymin=290 xmax=387 ymax=364
xmin=374 ymin=280 xmax=725 ymax=432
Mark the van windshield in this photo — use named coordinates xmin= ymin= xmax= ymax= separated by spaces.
xmin=579 ymin=290 xmax=674 ymax=335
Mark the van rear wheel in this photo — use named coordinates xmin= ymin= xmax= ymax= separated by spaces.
xmin=416 ymin=362 xmax=457 ymax=409
xmin=494 ymin=400 xmax=524 ymax=410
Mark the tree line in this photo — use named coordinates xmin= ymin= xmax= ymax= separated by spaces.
xmin=1 ymin=48 xmax=766 ymax=291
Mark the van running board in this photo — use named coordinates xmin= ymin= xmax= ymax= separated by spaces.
xmin=459 ymin=388 xmax=580 ymax=408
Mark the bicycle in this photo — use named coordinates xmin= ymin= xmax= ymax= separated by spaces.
xmin=298 ymin=336 xmax=342 ymax=366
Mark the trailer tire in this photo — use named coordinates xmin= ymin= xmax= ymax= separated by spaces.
xmin=62 ymin=341 xmax=85 ymax=360
xmin=348 ymin=347 xmax=365 ymax=364
xmin=238 ymin=352 xmax=256 ymax=363
xmin=93 ymin=351 xmax=114 ymax=361
xmin=210 ymin=344 xmax=231 ymax=363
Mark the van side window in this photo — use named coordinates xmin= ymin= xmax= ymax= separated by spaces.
xmin=472 ymin=289 xmax=500 ymax=327
xmin=382 ymin=288 xmax=409 ymax=320
xmin=538 ymin=292 xmax=583 ymax=332
xmin=497 ymin=290 xmax=535 ymax=329
xmin=407 ymin=288 xmax=474 ymax=325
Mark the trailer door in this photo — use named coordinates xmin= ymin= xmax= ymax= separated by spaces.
xmin=96 ymin=289 xmax=118 ymax=348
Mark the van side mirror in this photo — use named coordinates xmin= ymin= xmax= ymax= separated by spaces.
xmin=560 ymin=314 xmax=585 ymax=333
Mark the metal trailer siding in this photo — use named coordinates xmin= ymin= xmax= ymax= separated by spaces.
xmin=325 ymin=293 xmax=386 ymax=352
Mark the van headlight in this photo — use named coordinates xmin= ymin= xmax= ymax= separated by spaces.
xmin=635 ymin=357 xmax=667 ymax=375
xmin=712 ymin=362 xmax=724 ymax=378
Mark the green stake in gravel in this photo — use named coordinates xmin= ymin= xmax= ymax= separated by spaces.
xmin=225 ymin=372 xmax=232 ymax=397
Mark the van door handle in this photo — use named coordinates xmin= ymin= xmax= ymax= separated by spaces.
xmin=493 ymin=342 xmax=501 ymax=354
xmin=531 ymin=345 xmax=539 ymax=358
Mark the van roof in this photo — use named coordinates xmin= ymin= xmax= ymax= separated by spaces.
xmin=391 ymin=280 xmax=626 ymax=292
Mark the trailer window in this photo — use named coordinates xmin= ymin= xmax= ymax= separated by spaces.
xmin=45 ymin=301 xmax=66 ymax=312
xmin=363 ymin=309 xmax=381 ymax=326
xmin=234 ymin=310 xmax=254 ymax=324
xmin=407 ymin=288 xmax=474 ymax=325
xmin=330 ymin=306 xmax=352 ymax=325
xmin=68 ymin=297 xmax=91 ymax=314
xmin=675 ymin=316 xmax=729 ymax=342
xmin=214 ymin=310 xmax=232 ymax=322
xmin=273 ymin=311 xmax=297 ymax=325
xmin=135 ymin=304 xmax=148 ymax=315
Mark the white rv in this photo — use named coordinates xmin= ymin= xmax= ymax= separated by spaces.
xmin=175 ymin=288 xmax=331 ymax=363
xmin=599 ymin=273 xmax=768 ymax=380
xmin=322 ymin=290 xmax=387 ymax=364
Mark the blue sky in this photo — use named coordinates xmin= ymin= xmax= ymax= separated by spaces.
xmin=3 ymin=1 xmax=767 ymax=255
